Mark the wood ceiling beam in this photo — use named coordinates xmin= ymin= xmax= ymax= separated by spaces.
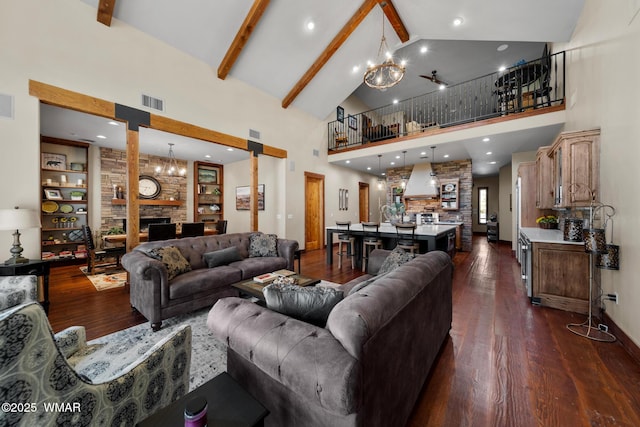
xmin=377 ymin=0 xmax=409 ymax=43
xmin=282 ymin=0 xmax=378 ymax=109
xmin=97 ymin=0 xmax=116 ymax=27
xmin=218 ymin=0 xmax=271 ymax=80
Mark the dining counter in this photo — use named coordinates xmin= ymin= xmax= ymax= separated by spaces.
xmin=326 ymin=222 xmax=458 ymax=266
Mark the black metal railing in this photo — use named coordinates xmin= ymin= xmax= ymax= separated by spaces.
xmin=328 ymin=51 xmax=565 ymax=151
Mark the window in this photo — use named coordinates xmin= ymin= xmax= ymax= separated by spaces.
xmin=478 ymin=187 xmax=488 ymax=224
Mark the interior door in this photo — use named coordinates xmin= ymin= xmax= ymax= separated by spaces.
xmin=359 ymin=182 xmax=369 ymax=222
xmin=304 ymin=172 xmax=324 ymax=251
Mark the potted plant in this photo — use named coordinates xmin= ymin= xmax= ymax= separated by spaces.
xmin=69 ymin=190 xmax=85 ymax=201
xmin=536 ymin=215 xmax=558 ymax=229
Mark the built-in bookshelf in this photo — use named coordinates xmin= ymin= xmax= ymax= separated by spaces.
xmin=194 ymin=161 xmax=223 ymax=229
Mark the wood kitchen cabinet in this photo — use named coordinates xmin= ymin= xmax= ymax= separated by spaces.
xmin=535 ymin=146 xmax=555 ymax=209
xmin=518 ymin=162 xmax=542 ymax=227
xmin=550 ymin=129 xmax=600 ymax=208
xmin=532 ymin=242 xmax=591 ymax=314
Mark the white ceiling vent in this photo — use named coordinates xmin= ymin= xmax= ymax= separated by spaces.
xmin=141 ymin=93 xmax=165 ymax=112
xmin=0 ymin=93 xmax=14 ymax=119
xmin=249 ymin=129 xmax=261 ymax=140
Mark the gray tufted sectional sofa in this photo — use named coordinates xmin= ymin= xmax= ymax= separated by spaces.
xmin=207 ymin=249 xmax=453 ymax=427
xmin=122 ymin=232 xmax=298 ymax=331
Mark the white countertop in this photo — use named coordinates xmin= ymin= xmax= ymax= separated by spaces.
xmin=328 ymin=222 xmax=458 ymax=236
xmin=520 ymin=227 xmax=584 ymax=245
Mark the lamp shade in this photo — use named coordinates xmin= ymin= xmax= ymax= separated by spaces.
xmin=0 ymin=208 xmax=41 ymax=231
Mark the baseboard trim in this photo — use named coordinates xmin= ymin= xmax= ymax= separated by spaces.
xmin=603 ymin=312 xmax=640 ymax=365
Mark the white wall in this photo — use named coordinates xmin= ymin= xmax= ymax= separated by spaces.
xmin=553 ymin=0 xmax=640 ymax=346
xmin=0 ymin=0 xmax=374 ymax=256
xmin=472 ymin=176 xmax=500 ymax=233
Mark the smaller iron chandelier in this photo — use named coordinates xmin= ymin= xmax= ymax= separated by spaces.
xmin=364 ymin=15 xmax=405 ymax=90
xmin=155 ymin=143 xmax=186 ymax=176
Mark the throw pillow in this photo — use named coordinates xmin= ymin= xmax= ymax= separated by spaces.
xmin=263 ymin=283 xmax=344 ymax=327
xmin=249 ymin=233 xmax=278 ymax=257
xmin=203 ymin=246 xmax=243 ymax=268
xmin=378 ymin=247 xmax=415 ymax=275
xmin=147 ymin=246 xmax=192 ymax=280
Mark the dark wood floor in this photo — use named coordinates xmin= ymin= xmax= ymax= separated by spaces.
xmin=47 ymin=236 xmax=640 ymax=426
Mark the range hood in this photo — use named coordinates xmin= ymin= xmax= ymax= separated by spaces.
xmin=403 ymin=163 xmax=439 ymax=199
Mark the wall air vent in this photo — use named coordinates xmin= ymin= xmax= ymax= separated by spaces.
xmin=249 ymin=129 xmax=261 ymax=140
xmin=141 ymin=93 xmax=165 ymax=112
xmin=0 ymin=93 xmax=14 ymax=119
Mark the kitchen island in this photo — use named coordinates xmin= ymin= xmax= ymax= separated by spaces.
xmin=520 ymin=227 xmax=591 ymax=314
xmin=326 ymin=222 xmax=458 ymax=267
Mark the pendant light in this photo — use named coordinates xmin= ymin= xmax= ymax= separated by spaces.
xmin=155 ymin=143 xmax=186 ymax=176
xmin=429 ymin=146 xmax=439 ymax=186
xmin=401 ymin=151 xmax=408 ymax=189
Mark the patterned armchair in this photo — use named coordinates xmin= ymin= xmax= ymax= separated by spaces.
xmin=0 ymin=300 xmax=191 ymax=427
xmin=0 ymin=275 xmax=38 ymax=310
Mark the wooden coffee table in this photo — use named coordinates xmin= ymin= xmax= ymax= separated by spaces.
xmin=232 ymin=274 xmax=320 ymax=302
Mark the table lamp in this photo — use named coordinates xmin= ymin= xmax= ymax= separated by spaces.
xmin=0 ymin=206 xmax=41 ymax=265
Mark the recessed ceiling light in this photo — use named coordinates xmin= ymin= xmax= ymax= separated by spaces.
xmin=395 ymin=155 xmax=401 ymax=159
xmin=352 ymin=65 xmax=360 ymax=73
xmin=499 ymin=65 xmax=506 ymax=72
xmin=453 ymin=17 xmax=464 ymax=26
xmin=393 ymin=99 xmax=399 ymax=104
xmin=205 ymin=154 xmax=211 ymax=158
xmin=489 ymin=161 xmax=497 ymax=164
xmin=486 ymin=151 xmax=492 ymax=155
xmin=226 ymin=148 xmax=234 ymax=152
xmin=345 ymin=160 xmax=351 ymax=164
xmin=483 ymin=137 xmax=490 ymax=142
xmin=439 ymin=84 xmax=446 ymax=90
xmin=366 ymin=166 xmax=372 ymax=170
xmin=390 ymin=161 xmax=395 ymax=165
xmin=306 ymin=21 xmax=315 ymax=31
xmin=382 ymin=172 xmax=386 ymax=176
xmin=420 ymin=46 xmax=428 ymax=54
xmin=96 ymin=135 xmax=106 ymax=139
xmin=108 ymin=121 xmax=119 ymax=126
xmin=497 ymin=44 xmax=509 ymax=52
xmin=444 ymin=154 xmax=450 ymax=158
xmin=420 ymin=151 xmax=427 ymax=156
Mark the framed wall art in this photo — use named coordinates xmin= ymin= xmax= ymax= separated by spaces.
xmin=41 ymin=153 xmax=67 ymax=171
xmin=236 ymin=184 xmax=265 ymax=210
xmin=44 ymin=189 xmax=63 ymax=200
xmin=348 ymin=114 xmax=357 ymax=130
xmin=337 ymin=106 xmax=344 ymax=123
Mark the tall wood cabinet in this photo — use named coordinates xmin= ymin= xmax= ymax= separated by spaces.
xmin=550 ymin=129 xmax=600 ymax=208
xmin=535 ymin=146 xmax=555 ymax=209
xmin=40 ymin=138 xmax=89 ymax=262
xmin=517 ymin=162 xmax=542 ymax=227
xmin=193 ymin=162 xmax=224 ymax=230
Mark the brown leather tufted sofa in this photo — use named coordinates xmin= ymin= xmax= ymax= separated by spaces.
xmin=122 ymin=232 xmax=298 ymax=331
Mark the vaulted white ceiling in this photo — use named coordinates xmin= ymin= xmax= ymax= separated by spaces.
xmin=80 ymin=0 xmax=585 ymax=119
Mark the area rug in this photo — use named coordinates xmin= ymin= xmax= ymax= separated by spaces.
xmin=79 ymin=266 xmax=127 ymax=291
xmin=97 ymin=306 xmax=227 ymax=391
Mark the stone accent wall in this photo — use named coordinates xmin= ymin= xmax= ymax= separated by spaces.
xmin=384 ymin=159 xmax=473 ymax=251
xmin=100 ymin=148 xmax=188 ymax=233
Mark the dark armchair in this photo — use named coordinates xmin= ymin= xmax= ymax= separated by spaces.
xmin=148 ymin=223 xmax=177 ymax=241
xmin=82 ymin=225 xmax=126 ymax=274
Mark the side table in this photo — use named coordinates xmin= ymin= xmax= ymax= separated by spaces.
xmin=0 ymin=259 xmax=50 ymax=313
xmin=136 ymin=372 xmax=268 ymax=427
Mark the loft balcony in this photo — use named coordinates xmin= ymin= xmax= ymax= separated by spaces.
xmin=328 ymin=51 xmax=565 ymax=152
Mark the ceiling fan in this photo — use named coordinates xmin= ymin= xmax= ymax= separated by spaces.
xmin=419 ymin=70 xmax=447 ymax=86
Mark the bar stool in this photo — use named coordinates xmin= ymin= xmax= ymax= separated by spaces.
xmin=395 ymin=222 xmax=420 ymax=254
xmin=361 ymin=222 xmax=383 ymax=272
xmin=335 ymin=221 xmax=355 ymax=269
